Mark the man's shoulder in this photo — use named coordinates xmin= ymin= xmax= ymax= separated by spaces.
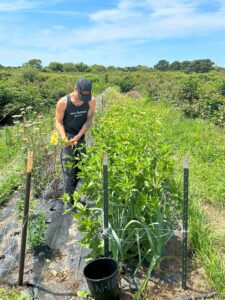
xmin=58 ymin=95 xmax=67 ymax=103
xmin=89 ymin=97 xmax=96 ymax=107
xmin=56 ymin=96 xmax=67 ymax=109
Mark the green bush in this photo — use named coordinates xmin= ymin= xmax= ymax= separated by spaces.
xmin=178 ymin=78 xmax=199 ymax=104
xmin=220 ymin=81 xmax=225 ymax=97
xmin=20 ymin=66 xmax=39 ymax=82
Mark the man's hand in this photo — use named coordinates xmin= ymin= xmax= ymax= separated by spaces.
xmin=62 ymin=137 xmax=69 ymax=145
xmin=69 ymin=135 xmax=79 ymax=145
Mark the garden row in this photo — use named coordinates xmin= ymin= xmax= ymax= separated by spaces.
xmin=71 ymin=89 xmax=224 ymax=298
xmin=72 ymin=89 xmax=180 ymax=298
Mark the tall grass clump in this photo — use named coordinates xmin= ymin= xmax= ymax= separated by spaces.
xmin=0 ymin=106 xmax=61 ymax=203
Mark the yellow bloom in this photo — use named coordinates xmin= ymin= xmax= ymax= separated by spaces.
xmin=50 ymin=132 xmax=59 ymax=145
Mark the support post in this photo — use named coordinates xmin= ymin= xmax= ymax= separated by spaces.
xmin=18 ymin=152 xmax=33 ymax=286
xmin=182 ymin=156 xmax=189 ymax=289
xmin=103 ymin=153 xmax=109 ymax=257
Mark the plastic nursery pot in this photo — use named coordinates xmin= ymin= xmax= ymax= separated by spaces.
xmin=83 ymin=257 xmax=120 ymax=300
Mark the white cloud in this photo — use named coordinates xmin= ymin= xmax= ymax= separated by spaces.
xmin=0 ymin=0 xmax=71 ymax=12
xmin=90 ymin=9 xmax=141 ymax=23
xmin=2 ymin=0 xmax=225 ymax=52
xmin=1 ymin=0 xmax=225 ymax=66
xmin=0 ymin=0 xmax=42 ymax=12
xmin=84 ymin=0 xmax=225 ymax=42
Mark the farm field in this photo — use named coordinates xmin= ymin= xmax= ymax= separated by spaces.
xmin=0 ymin=69 xmax=225 ymax=299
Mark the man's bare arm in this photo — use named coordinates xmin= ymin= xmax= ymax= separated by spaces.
xmin=56 ymin=98 xmax=67 ymax=139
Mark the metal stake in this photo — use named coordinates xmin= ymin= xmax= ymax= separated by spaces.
xmin=103 ymin=153 xmax=109 ymax=257
xmin=18 ymin=152 xmax=33 ymax=286
xmin=182 ymin=156 xmax=189 ymax=289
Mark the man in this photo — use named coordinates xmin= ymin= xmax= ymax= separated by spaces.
xmin=56 ymin=78 xmax=96 ymax=204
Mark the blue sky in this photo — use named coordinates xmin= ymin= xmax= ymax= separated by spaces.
xmin=1 ymin=0 xmax=225 ymax=67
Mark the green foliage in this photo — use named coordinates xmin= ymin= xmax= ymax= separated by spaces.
xmin=73 ymin=62 xmax=90 ymax=72
xmin=169 ymin=61 xmax=182 ymax=71
xmin=112 ymin=75 xmax=136 ymax=92
xmin=28 ymin=203 xmax=47 ymax=248
xmin=0 ymin=288 xmax=32 ymax=300
xmin=0 ymin=125 xmax=24 ymax=204
xmin=154 ymin=60 xmax=169 ymax=71
xmin=133 ymin=255 xmax=159 ymax=300
xmin=200 ymin=250 xmax=225 ymax=298
xmin=20 ymin=67 xmax=39 ymax=82
xmin=77 ymin=290 xmax=92 ymax=299
xmin=154 ymin=59 xmax=214 ymax=73
xmin=73 ymin=94 xmax=178 ymax=268
xmin=47 ymin=61 xmax=63 ymax=72
xmin=62 ymin=62 xmax=78 ymax=72
xmin=61 ymin=62 xmax=90 ymax=73
xmin=1 ymin=66 xmax=225 ymax=298
xmin=178 ymin=78 xmax=199 ymax=104
xmin=0 ymin=67 xmax=225 ymax=127
xmin=147 ymin=101 xmax=225 ymax=297
xmin=0 ymin=169 xmax=21 ymax=204
xmin=220 ymin=81 xmax=225 ymax=97
xmin=90 ymin=64 xmax=106 ymax=73
xmin=22 ymin=58 xmax=42 ymax=70
xmin=191 ymin=59 xmax=214 ymax=73
xmin=0 ymin=106 xmax=61 ymax=205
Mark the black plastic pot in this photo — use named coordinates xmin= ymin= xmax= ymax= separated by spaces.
xmin=83 ymin=257 xmax=120 ymax=300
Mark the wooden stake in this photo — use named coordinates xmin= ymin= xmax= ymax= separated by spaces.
xmin=18 ymin=151 xmax=33 ymax=286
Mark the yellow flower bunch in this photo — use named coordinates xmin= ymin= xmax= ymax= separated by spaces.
xmin=50 ymin=132 xmax=59 ymax=145
xmin=51 ymin=132 xmax=78 ymax=146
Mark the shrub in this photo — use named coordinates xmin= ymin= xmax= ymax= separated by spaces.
xmin=20 ymin=67 xmax=39 ymax=82
xmin=178 ymin=78 xmax=199 ymax=104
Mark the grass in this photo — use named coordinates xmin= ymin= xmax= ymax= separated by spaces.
xmin=146 ymin=99 xmax=225 ymax=297
xmin=0 ymin=152 xmax=24 ymax=205
xmin=0 ymin=287 xmax=32 ymax=300
xmin=0 ymin=124 xmax=25 ymax=204
xmin=0 ymin=126 xmax=22 ymax=167
xmin=150 ymin=101 xmax=225 ymax=207
xmin=0 ymin=107 xmax=60 ymax=205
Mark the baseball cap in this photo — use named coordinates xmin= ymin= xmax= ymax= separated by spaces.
xmin=76 ymin=78 xmax=92 ymax=102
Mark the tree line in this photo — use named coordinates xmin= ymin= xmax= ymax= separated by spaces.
xmin=0 ymin=58 xmax=220 ymax=73
xmin=153 ymin=59 xmax=215 ymax=73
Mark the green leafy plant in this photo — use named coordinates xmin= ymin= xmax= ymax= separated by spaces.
xmin=77 ymin=290 xmax=93 ymax=299
xmin=28 ymin=203 xmax=47 ymax=248
xmin=0 ymin=287 xmax=32 ymax=300
xmin=73 ymin=93 xmax=178 ymax=275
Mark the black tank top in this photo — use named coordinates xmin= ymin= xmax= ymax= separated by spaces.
xmin=63 ymin=94 xmax=89 ymax=138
